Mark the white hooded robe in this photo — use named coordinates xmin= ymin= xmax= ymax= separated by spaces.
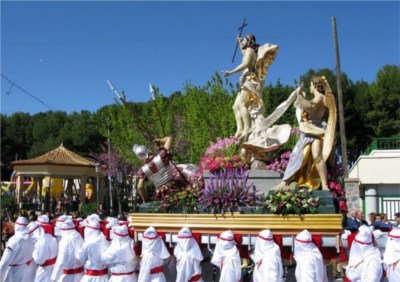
xmin=0 ymin=217 xmax=35 ymax=282
xmin=250 ymin=230 xmax=283 ymax=282
xmin=174 ymin=227 xmax=204 ymax=282
xmin=102 ymin=225 xmax=139 ymax=282
xmin=28 ymin=221 xmax=58 ymax=282
xmin=211 ymin=230 xmax=241 ymax=282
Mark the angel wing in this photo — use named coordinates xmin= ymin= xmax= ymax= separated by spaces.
xmin=321 ymin=76 xmax=337 ymax=161
xmin=255 ymin=43 xmax=279 ymax=81
xmin=257 ymin=86 xmax=301 ymax=131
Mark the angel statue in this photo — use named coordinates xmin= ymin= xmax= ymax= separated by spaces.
xmin=133 ymin=136 xmax=203 ymax=203
xmin=222 ymin=33 xmax=300 ymax=166
xmin=222 ymin=34 xmax=279 ymax=140
xmin=240 ymin=84 xmax=304 ymax=166
xmin=278 ymin=76 xmax=337 ymax=191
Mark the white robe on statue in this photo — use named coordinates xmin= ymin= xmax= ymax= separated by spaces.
xmin=250 ymin=229 xmax=283 ymax=282
xmin=102 ymin=225 xmax=139 ymax=282
xmin=294 ymin=229 xmax=328 ymax=282
xmin=345 ymin=226 xmax=383 ymax=282
xmin=51 ymin=219 xmax=84 ymax=282
xmin=211 ymin=230 xmax=241 ymax=282
xmin=0 ymin=217 xmax=35 ymax=282
xmin=28 ymin=221 xmax=58 ymax=282
xmin=174 ymin=227 xmax=204 ymax=282
xmin=138 ymin=227 xmax=170 ymax=282
xmin=76 ymin=219 xmax=110 ymax=282
xmin=384 ymin=228 xmax=400 ymax=282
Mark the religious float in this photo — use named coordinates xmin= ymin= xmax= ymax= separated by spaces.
xmin=115 ymin=28 xmax=349 ymax=280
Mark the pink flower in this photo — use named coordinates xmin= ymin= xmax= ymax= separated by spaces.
xmin=329 ymin=181 xmax=336 ymax=189
xmin=225 ymin=162 xmax=233 ymax=169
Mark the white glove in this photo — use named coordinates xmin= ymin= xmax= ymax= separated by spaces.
xmin=341 ymin=230 xmax=351 ymax=240
xmin=372 ymin=229 xmax=383 ymax=239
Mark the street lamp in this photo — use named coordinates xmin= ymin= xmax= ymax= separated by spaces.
xmin=95 ymin=162 xmax=100 ymax=208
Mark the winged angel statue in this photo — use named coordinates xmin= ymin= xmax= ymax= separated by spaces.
xmin=222 ymin=34 xmax=302 ymax=164
xmin=222 ymin=34 xmax=337 ymax=185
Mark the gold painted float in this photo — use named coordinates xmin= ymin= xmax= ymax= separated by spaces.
xmin=130 ymin=213 xmax=342 ymax=235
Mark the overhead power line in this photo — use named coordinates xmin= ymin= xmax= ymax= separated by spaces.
xmin=1 ymin=73 xmax=57 ymax=111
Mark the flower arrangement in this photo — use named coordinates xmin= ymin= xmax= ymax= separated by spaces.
xmin=327 ymin=161 xmax=348 ymax=214
xmin=265 ymin=150 xmax=291 ymax=175
xmin=200 ymin=136 xmax=248 ymax=173
xmin=265 ymin=127 xmax=300 ymax=174
xmin=265 ymin=146 xmax=348 ymax=214
xmin=198 ymin=169 xmax=263 ymax=215
xmin=158 ymin=185 xmax=202 ymax=214
xmin=264 ymin=184 xmax=320 ymax=215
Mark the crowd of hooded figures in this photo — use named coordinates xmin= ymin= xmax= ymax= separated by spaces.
xmin=0 ymin=213 xmax=399 ymax=282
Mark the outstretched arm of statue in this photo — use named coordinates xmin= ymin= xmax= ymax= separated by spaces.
xmin=222 ymin=49 xmax=254 ymax=77
xmin=152 ymin=136 xmax=173 ymax=151
xmin=237 ymin=36 xmax=246 ymax=54
xmin=296 ymin=95 xmax=320 ymax=112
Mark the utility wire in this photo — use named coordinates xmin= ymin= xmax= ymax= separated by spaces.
xmin=1 ymin=73 xmax=57 ymax=111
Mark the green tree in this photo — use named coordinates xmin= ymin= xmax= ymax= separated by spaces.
xmin=367 ymin=65 xmax=400 ymax=136
xmin=263 ymin=80 xmax=296 ymax=126
xmin=346 ymin=80 xmax=374 ymax=160
xmin=181 ymin=73 xmax=235 ymax=163
xmin=1 ymin=112 xmax=33 ymax=160
xmin=1 ymin=112 xmax=33 ymax=176
xmin=30 ymin=111 xmax=69 ymax=157
xmin=59 ymin=110 xmax=105 ymax=156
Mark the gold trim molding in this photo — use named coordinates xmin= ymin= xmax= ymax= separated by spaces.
xmin=130 ymin=213 xmax=343 ymax=235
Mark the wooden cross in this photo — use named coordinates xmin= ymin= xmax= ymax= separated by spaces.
xmin=231 ymin=18 xmax=247 ymax=63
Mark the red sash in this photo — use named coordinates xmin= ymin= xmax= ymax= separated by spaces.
xmin=42 ymin=224 xmax=55 ymax=237
xmin=112 ymin=270 xmax=137 ymax=276
xmin=63 ymin=266 xmax=84 ymax=274
xmin=10 ymin=259 xmax=32 ymax=267
xmin=189 ymin=274 xmax=202 ymax=281
xmin=85 ymin=268 xmax=108 ymax=276
xmin=40 ymin=256 xmax=57 ymax=267
xmin=150 ymin=265 xmax=164 ymax=274
xmin=344 ymin=276 xmax=352 ymax=282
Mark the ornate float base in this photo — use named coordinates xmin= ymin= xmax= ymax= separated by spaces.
xmin=130 ymin=213 xmax=342 ymax=235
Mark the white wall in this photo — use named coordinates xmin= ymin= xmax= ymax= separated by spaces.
xmin=349 ymin=150 xmax=400 ymax=185
xmin=349 ymin=150 xmax=400 ymax=220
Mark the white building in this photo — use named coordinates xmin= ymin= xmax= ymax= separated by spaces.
xmin=348 ymin=149 xmax=400 ymax=221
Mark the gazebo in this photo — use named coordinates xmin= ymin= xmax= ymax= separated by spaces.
xmin=11 ymin=143 xmax=104 ymax=209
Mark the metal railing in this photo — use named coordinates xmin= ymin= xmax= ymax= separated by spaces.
xmin=364 ymin=137 xmax=400 ymax=155
xmin=379 ymin=195 xmax=400 ymax=221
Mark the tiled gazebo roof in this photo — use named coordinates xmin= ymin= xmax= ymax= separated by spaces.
xmin=11 ymin=143 xmax=96 ymax=167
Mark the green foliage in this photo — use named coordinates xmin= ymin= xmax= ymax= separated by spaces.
xmin=179 ymin=73 xmax=235 ymax=163
xmin=79 ymin=202 xmax=97 ymax=218
xmin=28 ymin=111 xmax=105 ymax=158
xmin=345 ymin=80 xmax=375 ymax=161
xmin=264 ymin=185 xmax=320 ymax=215
xmin=367 ymin=65 xmax=400 ymax=137
xmin=263 ymin=80 xmax=296 ymax=125
xmin=158 ymin=185 xmax=202 ymax=214
xmin=1 ymin=65 xmax=399 ymax=181
xmin=1 ymin=112 xmax=33 ymax=168
xmin=1 ymin=193 xmax=17 ymax=214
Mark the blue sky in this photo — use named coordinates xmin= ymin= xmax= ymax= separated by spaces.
xmin=1 ymin=1 xmax=399 ymax=115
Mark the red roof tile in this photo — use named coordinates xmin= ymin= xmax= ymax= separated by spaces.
xmin=11 ymin=143 xmax=96 ymax=167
